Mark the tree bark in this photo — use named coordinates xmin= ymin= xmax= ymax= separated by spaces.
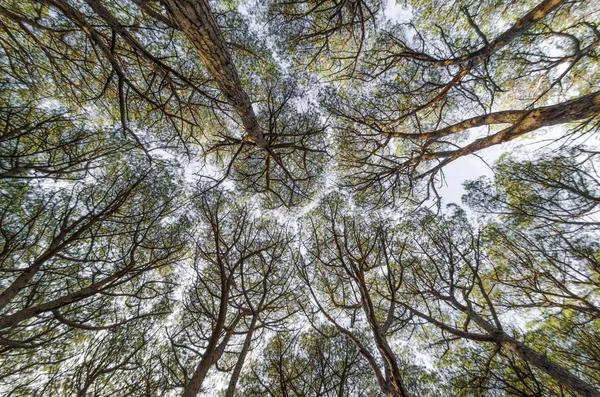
xmin=409 ymin=296 xmax=600 ymax=397
xmin=461 ymin=302 xmax=600 ymax=397
xmin=401 ymin=91 xmax=600 ymax=177
xmin=357 ymin=275 xmax=410 ymax=397
xmin=501 ymin=335 xmax=600 ymax=397
xmin=224 ymin=315 xmax=257 ymax=397
xmin=162 ymin=0 xmax=267 ymax=149
xmin=182 ymin=279 xmax=231 ymax=397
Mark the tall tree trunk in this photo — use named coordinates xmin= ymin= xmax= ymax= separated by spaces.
xmin=182 ymin=267 xmax=231 ymax=397
xmin=224 ymin=314 xmax=258 ymax=397
xmin=373 ymin=332 xmax=410 ymax=397
xmin=162 ymin=0 xmax=267 ymax=149
xmin=502 ymin=335 xmax=600 ymax=397
xmin=182 ymin=352 xmax=214 ymax=397
xmin=182 ymin=313 xmax=242 ymax=397
xmin=358 ymin=276 xmax=410 ymax=397
xmin=462 ymin=304 xmax=600 ymax=397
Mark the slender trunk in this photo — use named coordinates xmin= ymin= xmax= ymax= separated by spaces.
xmin=374 ymin=334 xmax=410 ymax=397
xmin=358 ymin=277 xmax=410 ymax=397
xmin=182 ymin=315 xmax=244 ymax=397
xmin=182 ymin=286 xmax=231 ymax=397
xmin=335 ymin=324 xmax=390 ymax=395
xmin=502 ymin=335 xmax=600 ymax=397
xmin=182 ymin=350 xmax=216 ymax=397
xmin=337 ymin=345 xmax=349 ymax=397
xmin=450 ymin=90 xmax=600 ymax=154
xmin=460 ymin=303 xmax=600 ymax=397
xmin=162 ymin=0 xmax=267 ymax=149
xmin=182 ymin=269 xmax=247 ymax=397
xmin=224 ymin=315 xmax=258 ymax=397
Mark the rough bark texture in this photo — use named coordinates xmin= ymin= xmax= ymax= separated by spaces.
xmin=409 ymin=297 xmax=600 ymax=396
xmin=162 ymin=0 xmax=267 ymax=149
xmin=409 ymin=90 xmax=600 ymax=177
xmin=502 ymin=336 xmax=600 ymax=397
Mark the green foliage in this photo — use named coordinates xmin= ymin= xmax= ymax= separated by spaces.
xmin=239 ymin=328 xmax=379 ymax=396
xmin=1 ymin=0 xmax=599 ymax=396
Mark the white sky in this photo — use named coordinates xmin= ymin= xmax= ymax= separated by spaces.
xmin=384 ymin=0 xmax=412 ymax=23
xmin=435 ymin=125 xmax=581 ymax=206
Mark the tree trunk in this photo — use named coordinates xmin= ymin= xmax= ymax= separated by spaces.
xmin=224 ymin=315 xmax=258 ymax=397
xmin=182 ymin=317 xmax=241 ymax=397
xmin=502 ymin=335 xmax=600 ymax=397
xmin=162 ymin=0 xmax=267 ymax=149
xmin=461 ymin=304 xmax=600 ymax=397
xmin=182 ymin=268 xmax=231 ymax=397
xmin=358 ymin=277 xmax=410 ymax=397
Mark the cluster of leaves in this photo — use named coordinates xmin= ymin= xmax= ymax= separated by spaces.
xmin=1 ymin=0 xmax=599 ymax=396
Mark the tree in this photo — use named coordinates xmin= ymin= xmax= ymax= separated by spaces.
xmin=2 ymin=0 xmax=599 ymax=395
xmin=324 ymin=0 xmax=600 ymax=205
xmin=239 ymin=327 xmax=379 ymax=396
xmin=297 ymin=195 xmax=424 ymax=397
xmin=163 ymin=190 xmax=296 ymax=397
xmin=398 ymin=208 xmax=600 ymax=396
xmin=1 ymin=0 xmax=329 ymax=206
xmin=464 ymin=145 xmax=600 ymax=229
xmin=0 ymin=154 xmax=187 ymax=394
xmin=35 ymin=321 xmax=167 ymax=396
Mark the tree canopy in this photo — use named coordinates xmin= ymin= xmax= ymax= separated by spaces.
xmin=1 ymin=0 xmax=599 ymax=396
